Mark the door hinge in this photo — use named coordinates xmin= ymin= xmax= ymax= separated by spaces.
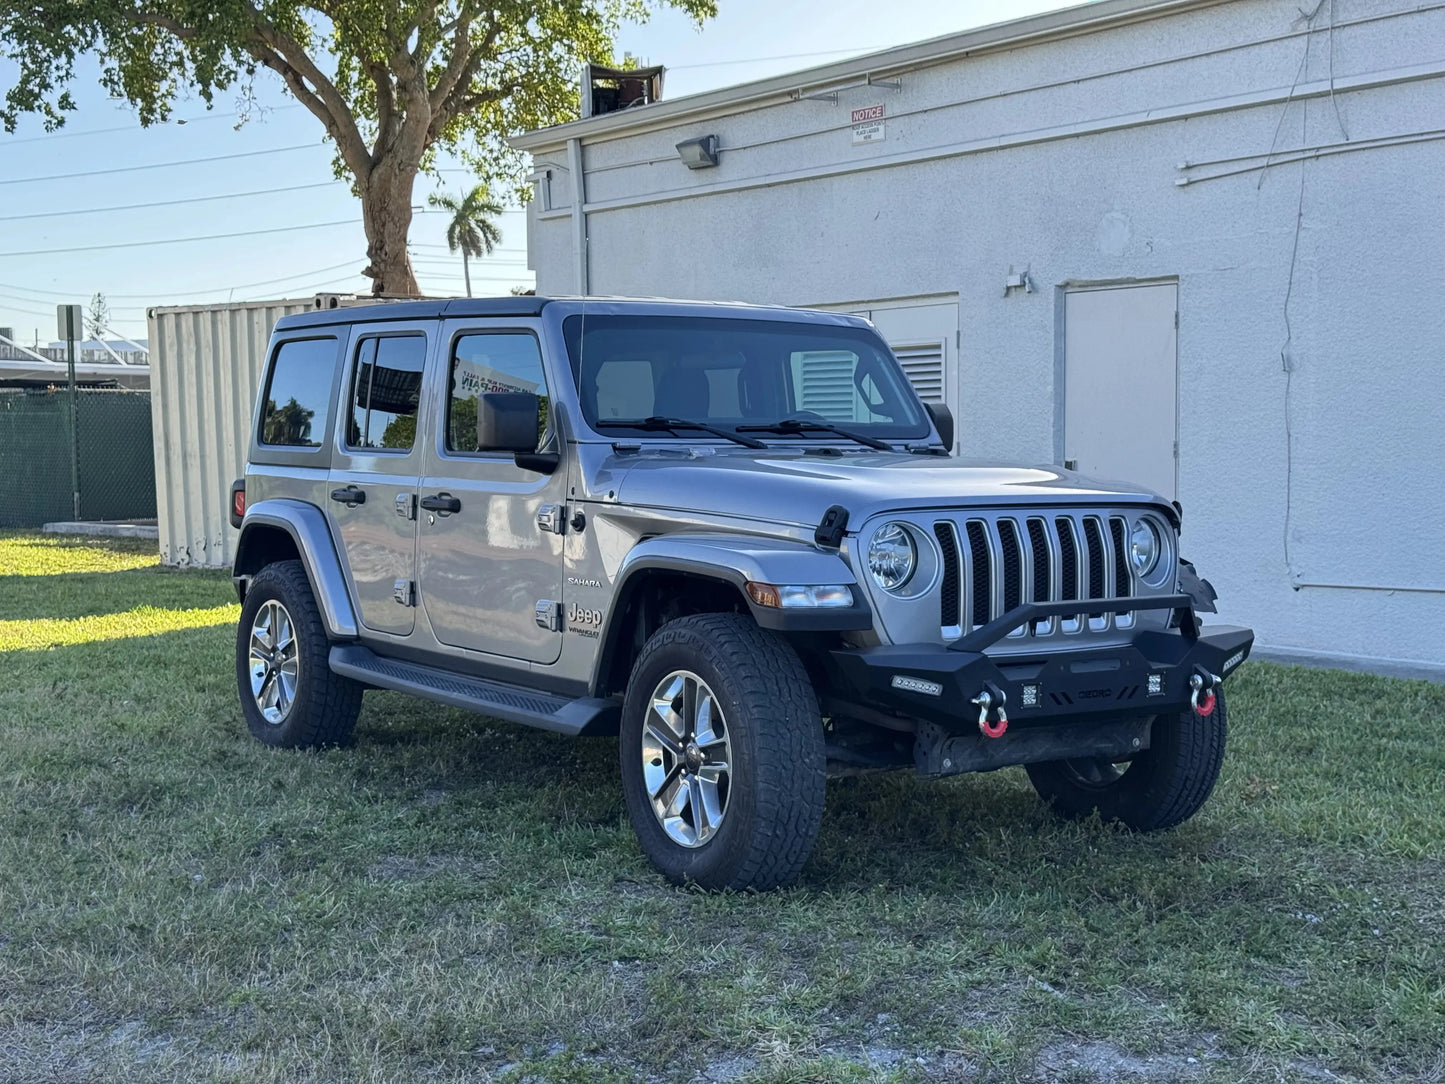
xmin=534 ymin=599 xmax=562 ymax=631
xmin=393 ymin=578 xmax=415 ymax=607
xmin=537 ymin=503 xmax=566 ymax=535
xmin=395 ymin=493 xmax=416 ymax=520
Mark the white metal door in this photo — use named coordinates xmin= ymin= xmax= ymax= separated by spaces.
xmin=1063 ymin=283 xmax=1178 ymax=499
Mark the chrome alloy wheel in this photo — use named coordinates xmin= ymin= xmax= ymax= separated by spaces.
xmin=248 ymin=600 xmax=299 ymax=725
xmin=642 ymin=670 xmax=733 ymax=848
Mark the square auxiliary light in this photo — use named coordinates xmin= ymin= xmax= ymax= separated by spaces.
xmin=1020 ymin=683 xmax=1040 ymax=708
xmin=1147 ymin=673 xmax=1164 ymax=696
xmin=675 ymin=134 xmax=720 ymax=169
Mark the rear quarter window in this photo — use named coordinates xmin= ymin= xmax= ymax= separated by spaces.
xmin=259 ymin=337 xmax=338 ymax=448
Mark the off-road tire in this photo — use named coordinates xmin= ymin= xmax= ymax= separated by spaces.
xmin=1025 ymin=689 xmax=1228 ymax=831
xmin=619 ymin=613 xmax=826 ymax=891
xmin=236 ymin=560 xmax=362 ymax=749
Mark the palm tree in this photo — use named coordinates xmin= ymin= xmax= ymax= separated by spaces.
xmin=427 ymin=185 xmax=504 ymax=298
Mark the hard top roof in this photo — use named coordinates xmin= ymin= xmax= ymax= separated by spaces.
xmin=271 ymin=295 xmax=870 ymax=331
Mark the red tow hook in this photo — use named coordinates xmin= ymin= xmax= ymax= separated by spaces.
xmin=972 ymin=686 xmax=1009 ymax=738
xmin=1189 ymin=670 xmax=1220 ymax=717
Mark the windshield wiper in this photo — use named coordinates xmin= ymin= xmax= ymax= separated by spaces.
xmin=593 ymin=416 xmax=768 ymax=449
xmin=736 ymin=418 xmax=895 ymax=452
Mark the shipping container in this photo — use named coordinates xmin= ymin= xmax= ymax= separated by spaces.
xmin=147 ymin=295 xmax=362 ymax=568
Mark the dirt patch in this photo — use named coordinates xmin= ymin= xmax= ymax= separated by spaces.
xmin=1034 ymin=1039 xmax=1208 ymax=1082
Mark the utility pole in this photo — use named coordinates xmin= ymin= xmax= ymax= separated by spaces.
xmin=58 ymin=304 xmax=83 ymax=521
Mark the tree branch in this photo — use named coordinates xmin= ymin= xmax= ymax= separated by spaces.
xmin=132 ymin=12 xmax=199 ymax=41
xmin=427 ymin=14 xmax=476 ymax=116
xmin=429 ymin=15 xmax=505 ymax=137
xmin=367 ymin=59 xmax=397 ymax=160
xmin=238 ymin=3 xmax=372 ymax=179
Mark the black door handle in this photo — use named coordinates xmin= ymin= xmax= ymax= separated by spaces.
xmin=419 ymin=493 xmax=461 ymax=514
xmin=330 ymin=486 xmax=366 ymax=506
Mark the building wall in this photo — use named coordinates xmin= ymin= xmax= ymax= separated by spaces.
xmin=522 ymin=0 xmax=1445 ymax=674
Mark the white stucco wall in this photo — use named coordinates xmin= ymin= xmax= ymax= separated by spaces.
xmin=519 ymin=0 xmax=1445 ymax=676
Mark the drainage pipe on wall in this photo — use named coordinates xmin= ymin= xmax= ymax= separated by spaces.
xmin=568 ymin=137 xmax=589 ymax=294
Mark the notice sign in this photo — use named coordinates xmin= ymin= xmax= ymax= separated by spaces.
xmin=851 ymin=104 xmax=885 ymax=145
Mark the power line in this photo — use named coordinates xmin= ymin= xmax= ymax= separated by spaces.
xmin=0 ymin=297 xmax=57 ymax=319
xmin=1 ymin=103 xmax=307 ymax=146
xmin=667 ymin=47 xmax=876 ymax=71
xmin=0 ymin=218 xmax=360 ymax=258
xmin=0 ymin=143 xmax=321 ymax=186
xmin=0 ymin=259 xmax=365 ymax=301
xmin=0 ymin=181 xmax=343 ymax=223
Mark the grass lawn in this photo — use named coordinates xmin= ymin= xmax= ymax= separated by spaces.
xmin=0 ymin=530 xmax=1442 ymax=1083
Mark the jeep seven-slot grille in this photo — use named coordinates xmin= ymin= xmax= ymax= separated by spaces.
xmin=934 ymin=512 xmax=1138 ymax=639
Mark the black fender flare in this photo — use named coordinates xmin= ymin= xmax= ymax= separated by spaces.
xmin=234 ymin=498 xmax=359 ymax=640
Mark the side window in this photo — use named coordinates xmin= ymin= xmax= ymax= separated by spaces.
xmin=346 ymin=334 xmax=426 ymax=451
xmin=447 ymin=332 xmax=548 ymax=453
xmin=259 ymin=337 xmax=337 ymax=448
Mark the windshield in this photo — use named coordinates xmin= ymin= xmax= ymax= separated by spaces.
xmin=562 ymin=315 xmax=930 ymax=440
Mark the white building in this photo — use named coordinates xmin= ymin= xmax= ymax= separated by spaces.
xmin=512 ymin=0 xmax=1445 ymax=679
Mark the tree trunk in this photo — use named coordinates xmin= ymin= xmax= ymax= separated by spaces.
xmin=462 ymin=250 xmax=472 ymax=297
xmin=361 ymin=160 xmax=422 ymax=297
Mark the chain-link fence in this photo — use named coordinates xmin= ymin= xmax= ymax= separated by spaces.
xmin=0 ymin=388 xmax=157 ymax=528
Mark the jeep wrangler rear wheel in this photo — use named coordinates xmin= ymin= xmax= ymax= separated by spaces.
xmin=1025 ymin=689 xmax=1228 ymax=831
xmin=237 ymin=560 xmax=363 ymax=749
xmin=619 ymin=613 xmax=825 ymax=891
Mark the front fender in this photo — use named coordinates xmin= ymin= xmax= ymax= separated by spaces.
xmin=613 ymin=534 xmax=873 ymax=634
xmin=235 ymin=498 xmax=358 ymax=640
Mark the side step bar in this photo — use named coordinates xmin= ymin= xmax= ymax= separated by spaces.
xmin=329 ymin=644 xmax=620 ymax=737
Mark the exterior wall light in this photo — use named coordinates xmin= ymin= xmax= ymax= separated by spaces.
xmin=675 ymin=135 xmax=720 ymax=169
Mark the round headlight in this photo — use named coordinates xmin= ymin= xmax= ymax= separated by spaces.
xmin=867 ymin=522 xmax=917 ymax=592
xmin=1129 ymin=518 xmax=1161 ymax=578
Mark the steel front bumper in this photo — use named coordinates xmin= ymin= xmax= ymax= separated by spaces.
xmin=830 ymin=595 xmax=1255 ymax=738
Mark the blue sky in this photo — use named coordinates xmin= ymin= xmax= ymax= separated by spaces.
xmin=0 ymin=0 xmax=1076 ymax=341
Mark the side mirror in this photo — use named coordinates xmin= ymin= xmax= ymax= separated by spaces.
xmin=477 ymin=392 xmax=541 ymax=453
xmin=477 ymin=391 xmax=559 ymax=474
xmin=925 ymin=401 xmax=954 ymax=452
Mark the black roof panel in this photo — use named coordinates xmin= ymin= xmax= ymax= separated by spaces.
xmin=274 ymin=296 xmax=551 ymax=331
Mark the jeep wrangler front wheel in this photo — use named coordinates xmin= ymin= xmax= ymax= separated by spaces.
xmin=619 ymin=613 xmax=826 ymax=891
xmin=1025 ymin=689 xmax=1228 ymax=831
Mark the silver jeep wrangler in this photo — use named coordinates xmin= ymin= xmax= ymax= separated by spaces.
xmin=231 ymin=297 xmax=1253 ymax=890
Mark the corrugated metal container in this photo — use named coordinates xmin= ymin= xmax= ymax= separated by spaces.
xmin=148 ymin=296 xmax=358 ymax=568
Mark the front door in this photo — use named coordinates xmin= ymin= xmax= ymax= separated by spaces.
xmin=326 ymin=322 xmax=432 ymax=637
xmin=1063 ymin=282 xmax=1179 ymax=499
xmin=416 ymin=320 xmax=567 ymax=665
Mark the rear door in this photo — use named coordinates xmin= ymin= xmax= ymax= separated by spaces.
xmin=415 ymin=318 xmax=568 ymax=664
xmin=326 ymin=320 xmax=433 ymax=636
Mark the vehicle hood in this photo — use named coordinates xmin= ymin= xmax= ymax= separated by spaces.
xmin=608 ymin=449 xmax=1172 ymax=529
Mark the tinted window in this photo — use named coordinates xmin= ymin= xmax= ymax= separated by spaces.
xmin=562 ymin=315 xmax=928 ymax=439
xmin=447 ymin=332 xmax=549 ymax=453
xmin=260 ymin=337 xmax=336 ymax=448
xmin=346 ymin=335 xmax=426 ymax=451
